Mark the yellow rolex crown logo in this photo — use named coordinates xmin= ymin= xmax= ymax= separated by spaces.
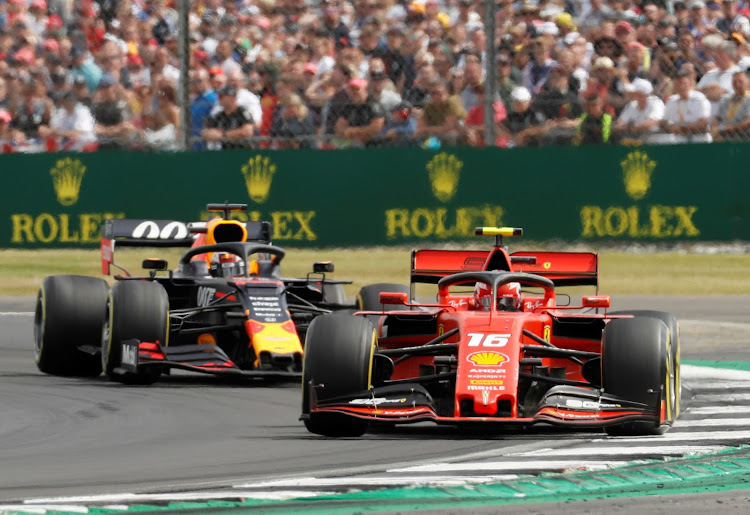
xmin=621 ymin=150 xmax=656 ymax=201
xmin=427 ymin=152 xmax=462 ymax=202
xmin=241 ymin=155 xmax=277 ymax=204
xmin=50 ymin=157 xmax=86 ymax=206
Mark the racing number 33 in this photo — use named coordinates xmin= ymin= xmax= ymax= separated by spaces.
xmin=467 ymin=333 xmax=510 ymax=347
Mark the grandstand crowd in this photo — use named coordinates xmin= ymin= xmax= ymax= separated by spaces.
xmin=2 ymin=0 xmax=750 ymax=151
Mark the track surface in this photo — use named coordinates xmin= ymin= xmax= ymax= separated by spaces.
xmin=1 ymin=295 xmax=749 ymax=506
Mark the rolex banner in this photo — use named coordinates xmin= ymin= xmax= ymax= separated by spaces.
xmin=0 ymin=143 xmax=747 ymax=248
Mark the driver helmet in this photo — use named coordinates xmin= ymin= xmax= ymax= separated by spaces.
xmin=213 ymin=253 xmax=246 ymax=277
xmin=474 ymin=281 xmax=521 ymax=311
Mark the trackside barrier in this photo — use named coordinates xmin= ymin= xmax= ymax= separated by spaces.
xmin=1 ymin=144 xmax=747 ymax=248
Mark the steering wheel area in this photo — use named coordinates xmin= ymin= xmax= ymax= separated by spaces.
xmin=180 ymin=242 xmax=286 ymax=278
xmin=438 ymin=271 xmax=555 ymax=311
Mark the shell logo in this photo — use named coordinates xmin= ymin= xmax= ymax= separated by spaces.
xmin=467 ymin=352 xmax=508 ymax=366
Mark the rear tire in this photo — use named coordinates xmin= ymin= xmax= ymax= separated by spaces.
xmin=602 ymin=317 xmax=671 ymax=436
xmin=102 ymin=280 xmax=169 ymax=385
xmin=34 ymin=275 xmax=108 ymax=377
xmin=610 ymin=310 xmax=680 ymax=420
xmin=302 ymin=314 xmax=376 ymax=437
xmin=356 ymin=283 xmax=410 ymax=311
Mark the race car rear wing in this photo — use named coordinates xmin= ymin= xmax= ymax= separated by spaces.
xmin=101 ymin=218 xmax=272 ymax=275
xmin=510 ymin=251 xmax=599 ymax=289
xmin=410 ymin=248 xmax=599 ymax=289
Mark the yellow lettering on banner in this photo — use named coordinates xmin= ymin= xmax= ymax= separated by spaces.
xmin=59 ymin=214 xmax=79 ymax=242
xmin=580 ymin=206 xmax=699 ymax=238
xmin=293 ymin=211 xmax=316 ymax=241
xmin=35 ymin=214 xmax=58 ymax=243
xmin=11 ymin=214 xmax=34 ymax=243
xmin=385 ymin=205 xmax=504 ymax=239
xmin=271 ymin=212 xmax=293 ymax=239
xmin=10 ymin=213 xmax=126 ymax=244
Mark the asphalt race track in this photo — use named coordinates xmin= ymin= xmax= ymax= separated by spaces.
xmin=1 ymin=295 xmax=749 ymax=511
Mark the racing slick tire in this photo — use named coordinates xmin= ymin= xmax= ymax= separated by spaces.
xmin=609 ymin=310 xmax=681 ymax=420
xmin=602 ymin=317 xmax=673 ymax=436
xmin=302 ymin=313 xmax=376 ymax=437
xmin=34 ymin=275 xmax=108 ymax=377
xmin=102 ymin=280 xmax=169 ymax=385
xmin=356 ymin=283 xmax=410 ymax=311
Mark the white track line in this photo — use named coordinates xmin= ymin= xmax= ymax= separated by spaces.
xmin=390 ymin=460 xmax=630 ymax=473
xmin=511 ymin=445 xmax=723 ymax=457
xmin=674 ymin=417 xmax=750 ymax=428
xmin=238 ymin=475 xmax=519 ymax=489
xmin=686 ymin=406 xmax=750 ymax=415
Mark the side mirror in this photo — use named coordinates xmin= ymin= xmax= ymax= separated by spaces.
xmin=143 ymin=258 xmax=168 ymax=271
xmin=379 ymin=292 xmax=408 ymax=305
xmin=582 ymin=295 xmax=610 ymax=308
xmin=313 ymin=261 xmax=334 ymax=273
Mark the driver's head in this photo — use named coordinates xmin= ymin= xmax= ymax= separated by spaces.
xmin=214 ymin=252 xmax=245 ymax=277
xmin=497 ymin=282 xmax=522 ymax=311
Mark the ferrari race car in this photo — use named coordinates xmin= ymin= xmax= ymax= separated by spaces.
xmin=301 ymin=227 xmax=680 ymax=437
xmin=34 ymin=203 xmax=364 ymax=385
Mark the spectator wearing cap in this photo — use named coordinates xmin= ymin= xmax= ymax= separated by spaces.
xmin=38 ymin=90 xmax=96 ymax=150
xmin=127 ymin=53 xmax=151 ymax=89
xmin=416 ymin=79 xmax=467 ymax=144
xmin=464 ymin=84 xmax=507 ymax=147
xmin=497 ymin=86 xmax=546 ymax=147
xmin=660 ymin=68 xmax=712 ymax=143
xmin=69 ymin=46 xmax=103 ymax=93
xmin=697 ymin=37 xmax=740 ymax=116
xmin=273 ymin=93 xmax=317 ymax=149
xmin=189 ymin=68 xmax=218 ymax=150
xmin=202 ymin=85 xmax=255 ymax=149
xmin=382 ymin=100 xmax=417 ymax=147
xmin=213 ymin=68 xmax=262 ymax=126
xmin=335 ymin=77 xmax=386 ymax=147
xmin=523 ymin=38 xmax=556 ymax=95
xmin=579 ymin=0 xmax=615 ymax=35
xmin=710 ymin=68 xmax=750 ymax=141
xmin=369 ymin=68 xmax=402 ymax=113
xmin=574 ymin=92 xmax=613 ymax=145
xmin=586 ymin=56 xmax=628 ymax=116
xmin=376 ymin=24 xmax=407 ymax=90
xmin=614 ymin=78 xmax=666 ymax=144
xmin=92 ymin=72 xmax=138 ymax=149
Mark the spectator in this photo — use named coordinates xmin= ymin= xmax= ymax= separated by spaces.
xmin=38 ymin=90 xmax=96 ymax=150
xmin=215 ymin=68 xmax=262 ymax=126
xmin=575 ymin=93 xmax=613 ymax=145
xmin=585 ymin=56 xmax=628 ymax=115
xmin=464 ymin=84 xmax=507 ymax=147
xmin=274 ymin=93 xmax=317 ymax=149
xmin=497 ymin=86 xmax=546 ymax=147
xmin=660 ymin=68 xmax=712 ymax=143
xmin=202 ymin=85 xmax=255 ymax=149
xmin=711 ymin=69 xmax=750 ymax=141
xmin=460 ymin=57 xmax=484 ymax=111
xmin=189 ymin=69 xmax=217 ymax=150
xmin=334 ymin=77 xmax=386 ymax=147
xmin=0 ymin=108 xmax=25 ymax=145
xmin=716 ymin=0 xmax=750 ymax=37
xmin=92 ymin=73 xmax=138 ymax=149
xmin=531 ymin=64 xmax=582 ymax=146
xmin=11 ymin=80 xmax=53 ymax=139
xmin=614 ymin=78 xmax=666 ymax=144
xmin=141 ymin=80 xmax=180 ymax=151
xmin=697 ymin=37 xmax=740 ymax=116
xmin=382 ymin=100 xmax=417 ymax=147
xmin=523 ymin=38 xmax=556 ymax=95
xmin=417 ymin=79 xmax=467 ymax=144
xmin=369 ymin=69 xmax=402 ymax=113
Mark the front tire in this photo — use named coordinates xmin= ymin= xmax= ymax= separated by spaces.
xmin=602 ymin=317 xmax=671 ymax=436
xmin=102 ymin=280 xmax=169 ymax=385
xmin=34 ymin=275 xmax=108 ymax=377
xmin=302 ymin=314 xmax=376 ymax=437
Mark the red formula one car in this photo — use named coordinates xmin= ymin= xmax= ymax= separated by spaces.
xmin=301 ymin=227 xmax=681 ymax=437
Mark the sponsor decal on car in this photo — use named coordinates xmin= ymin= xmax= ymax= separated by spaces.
xmin=565 ymin=399 xmax=621 ymax=409
xmin=467 ymin=351 xmax=508 ymax=366
xmin=121 ymin=342 xmax=138 ymax=366
xmin=470 ymin=380 xmax=504 ymax=385
xmin=349 ymin=397 xmax=407 ymax=406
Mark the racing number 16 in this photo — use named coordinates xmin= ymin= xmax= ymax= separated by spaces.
xmin=467 ymin=333 xmax=510 ymax=347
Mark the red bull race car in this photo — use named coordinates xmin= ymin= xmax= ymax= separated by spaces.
xmin=301 ymin=227 xmax=680 ymax=437
xmin=34 ymin=203 xmax=358 ymax=385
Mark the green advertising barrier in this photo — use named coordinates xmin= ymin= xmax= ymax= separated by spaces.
xmin=1 ymin=143 xmax=747 ymax=248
